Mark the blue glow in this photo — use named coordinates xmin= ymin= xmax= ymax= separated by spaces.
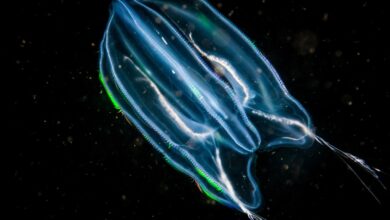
xmin=99 ymin=1 xmax=382 ymax=219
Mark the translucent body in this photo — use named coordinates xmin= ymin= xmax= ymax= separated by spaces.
xmin=99 ymin=0 xmax=322 ymax=218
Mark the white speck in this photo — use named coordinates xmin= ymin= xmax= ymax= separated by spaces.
xmin=161 ymin=37 xmax=168 ymax=45
xmin=171 ymin=70 xmax=176 ymax=74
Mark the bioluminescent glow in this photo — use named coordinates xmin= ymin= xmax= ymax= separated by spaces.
xmin=99 ymin=0 xmax=383 ymax=219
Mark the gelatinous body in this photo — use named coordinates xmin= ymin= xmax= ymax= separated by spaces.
xmin=99 ymin=1 xmax=382 ymax=219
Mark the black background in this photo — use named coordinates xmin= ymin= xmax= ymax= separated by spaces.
xmin=10 ymin=0 xmax=390 ymax=219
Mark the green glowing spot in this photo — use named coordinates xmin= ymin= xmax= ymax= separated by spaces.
xmin=198 ymin=13 xmax=213 ymax=31
xmin=251 ymin=40 xmax=257 ymax=47
xmin=99 ymin=71 xmax=120 ymax=110
xmin=164 ymin=156 xmax=182 ymax=173
xmin=199 ymin=184 xmax=220 ymax=202
xmin=190 ymin=85 xmax=202 ymax=99
xmin=167 ymin=142 xmax=173 ymax=149
xmin=164 ymin=156 xmax=172 ymax=163
xmin=143 ymin=134 xmax=151 ymax=142
xmin=196 ymin=168 xmax=223 ymax=192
